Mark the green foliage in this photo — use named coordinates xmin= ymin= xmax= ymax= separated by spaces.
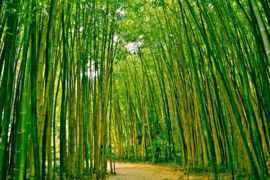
xmin=0 ymin=0 xmax=269 ymax=179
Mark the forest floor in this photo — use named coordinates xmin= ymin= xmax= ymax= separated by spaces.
xmin=106 ymin=161 xmax=233 ymax=180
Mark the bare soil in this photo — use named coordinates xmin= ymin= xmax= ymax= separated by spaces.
xmin=106 ymin=161 xmax=232 ymax=180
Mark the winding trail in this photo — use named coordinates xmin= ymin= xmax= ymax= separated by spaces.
xmin=106 ymin=162 xmax=232 ymax=180
xmin=107 ymin=162 xmax=185 ymax=180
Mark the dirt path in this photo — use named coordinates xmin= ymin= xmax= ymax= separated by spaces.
xmin=106 ymin=162 xmax=232 ymax=180
xmin=107 ymin=162 xmax=185 ymax=180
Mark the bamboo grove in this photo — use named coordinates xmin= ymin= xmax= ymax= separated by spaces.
xmin=0 ymin=0 xmax=269 ymax=179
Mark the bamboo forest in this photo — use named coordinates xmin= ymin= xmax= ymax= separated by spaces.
xmin=0 ymin=0 xmax=270 ymax=179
